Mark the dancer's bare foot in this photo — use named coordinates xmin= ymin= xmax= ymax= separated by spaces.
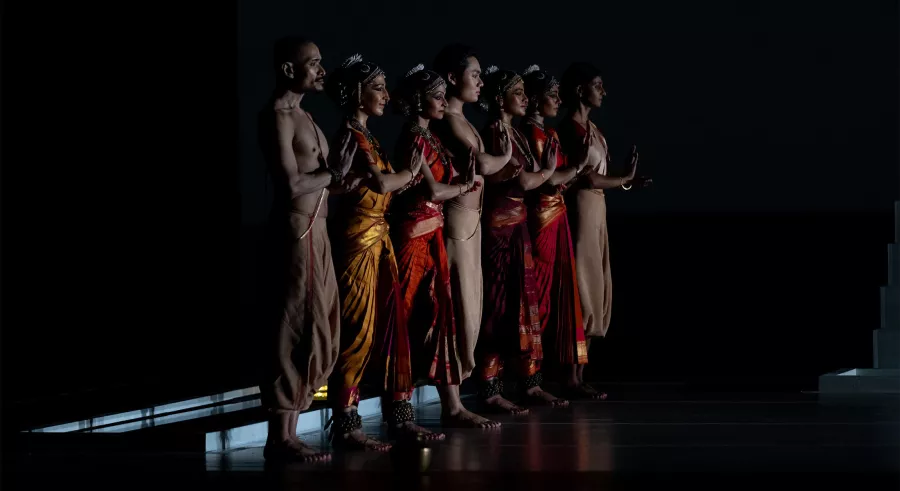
xmin=441 ymin=408 xmax=502 ymax=429
xmin=482 ymin=395 xmax=529 ymax=416
xmin=289 ymin=435 xmax=313 ymax=447
xmin=392 ymin=421 xmax=446 ymax=442
xmin=264 ymin=439 xmax=331 ymax=463
xmin=564 ymin=383 xmax=608 ymax=400
xmin=335 ymin=428 xmax=392 ymax=452
xmin=524 ymin=386 xmax=569 ymax=408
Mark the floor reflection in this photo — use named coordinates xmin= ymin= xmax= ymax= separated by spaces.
xmin=204 ymin=391 xmax=899 ymax=476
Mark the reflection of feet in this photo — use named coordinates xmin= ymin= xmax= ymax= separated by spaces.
xmin=482 ymin=395 xmax=529 ymax=416
xmin=336 ymin=429 xmax=392 ymax=452
xmin=393 ymin=421 xmax=446 ymax=442
xmin=264 ymin=439 xmax=331 ymax=463
xmin=441 ymin=408 xmax=501 ymax=429
xmin=564 ymin=383 xmax=608 ymax=400
xmin=525 ymin=387 xmax=569 ymax=408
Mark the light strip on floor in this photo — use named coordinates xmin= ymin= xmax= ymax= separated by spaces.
xmin=28 ymin=387 xmax=261 ymax=433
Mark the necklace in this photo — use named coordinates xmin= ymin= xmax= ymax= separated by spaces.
xmin=500 ymin=121 xmax=537 ymax=170
xmin=346 ymin=117 xmax=387 ymax=163
xmin=409 ymin=123 xmax=452 ymax=173
xmin=526 ymin=116 xmax=545 ymax=130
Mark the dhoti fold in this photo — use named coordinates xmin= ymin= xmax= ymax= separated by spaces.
xmin=444 ymin=200 xmax=483 ymax=381
xmin=571 ymin=190 xmax=612 ymax=338
xmin=260 ymin=213 xmax=340 ymax=414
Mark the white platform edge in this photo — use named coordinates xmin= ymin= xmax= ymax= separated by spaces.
xmin=205 ymin=386 xmax=440 ymax=453
xmin=818 ymin=368 xmax=900 ymax=394
xmin=29 ymin=386 xmax=261 ymax=433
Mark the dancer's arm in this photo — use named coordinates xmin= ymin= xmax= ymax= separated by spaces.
xmin=445 ymin=116 xmax=512 ymax=176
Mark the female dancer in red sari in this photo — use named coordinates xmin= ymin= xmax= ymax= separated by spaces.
xmin=323 ymin=55 xmax=444 ymax=450
xmin=476 ymin=66 xmax=567 ymax=411
xmin=390 ymin=65 xmax=495 ymax=429
xmin=519 ymin=65 xmax=602 ymax=399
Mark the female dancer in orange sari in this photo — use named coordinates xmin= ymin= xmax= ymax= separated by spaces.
xmin=476 ymin=66 xmax=566 ymax=411
xmin=519 ymin=65 xmax=597 ymax=398
xmin=390 ymin=65 xmax=495 ymax=429
xmin=324 ymin=55 xmax=443 ymax=451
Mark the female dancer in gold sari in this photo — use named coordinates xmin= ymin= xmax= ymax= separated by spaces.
xmin=519 ymin=65 xmax=597 ymax=398
xmin=390 ymin=65 xmax=497 ymax=429
xmin=324 ymin=55 xmax=443 ymax=451
xmin=476 ymin=66 xmax=567 ymax=411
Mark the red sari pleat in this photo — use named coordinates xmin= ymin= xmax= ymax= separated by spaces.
xmin=391 ymin=125 xmax=462 ymax=386
xmin=521 ymin=121 xmax=588 ymax=365
xmin=477 ymin=122 xmax=543 ymax=378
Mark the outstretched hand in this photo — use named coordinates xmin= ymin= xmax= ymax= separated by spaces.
xmin=632 ymin=176 xmax=652 ymax=188
xmin=626 ymin=144 xmax=639 ymax=180
xmin=498 ymin=124 xmax=513 ymax=159
xmin=409 ymin=140 xmax=426 ymax=177
xmin=337 ymin=133 xmax=359 ymax=177
xmin=544 ymin=139 xmax=560 ymax=172
xmin=577 ymin=127 xmax=598 ymax=173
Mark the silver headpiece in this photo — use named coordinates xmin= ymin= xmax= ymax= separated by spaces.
xmin=342 ymin=53 xmax=363 ymax=68
xmin=523 ymin=64 xmax=540 ymax=75
xmin=406 ymin=64 xmax=425 ymax=77
xmin=327 ymin=53 xmax=385 ymax=109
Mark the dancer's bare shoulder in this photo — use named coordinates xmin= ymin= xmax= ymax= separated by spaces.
xmin=444 ymin=112 xmax=484 ymax=153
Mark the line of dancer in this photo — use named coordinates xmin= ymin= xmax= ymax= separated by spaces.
xmin=256 ymin=37 xmax=650 ymax=463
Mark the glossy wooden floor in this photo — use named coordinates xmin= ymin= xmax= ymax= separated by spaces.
xmin=10 ymin=387 xmax=900 ymax=490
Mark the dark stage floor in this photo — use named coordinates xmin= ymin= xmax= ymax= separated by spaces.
xmin=8 ymin=387 xmax=900 ymax=490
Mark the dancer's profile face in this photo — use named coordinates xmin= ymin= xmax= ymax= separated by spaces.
xmin=359 ymin=75 xmax=389 ymax=117
xmin=454 ymin=57 xmax=483 ymax=103
xmin=501 ymin=81 xmax=528 ymax=117
xmin=286 ymin=43 xmax=326 ymax=92
xmin=583 ymin=76 xmax=606 ymax=108
xmin=421 ymin=85 xmax=448 ymax=120
xmin=536 ymin=87 xmax=561 ymax=118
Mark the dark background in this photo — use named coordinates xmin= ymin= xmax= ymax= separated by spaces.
xmin=2 ymin=0 xmax=898 ymax=431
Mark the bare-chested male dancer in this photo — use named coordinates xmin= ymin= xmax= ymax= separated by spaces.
xmin=430 ymin=45 xmax=522 ymax=420
xmin=257 ymin=36 xmax=358 ymax=463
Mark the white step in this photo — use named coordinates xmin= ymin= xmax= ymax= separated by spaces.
xmin=874 ymin=329 xmax=900 ymax=369
xmin=895 ymin=200 xmax=900 ymax=244
xmin=889 ymin=243 xmax=900 ymax=287
xmin=880 ymin=286 xmax=900 ymax=331
xmin=818 ymin=368 xmax=900 ymax=394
